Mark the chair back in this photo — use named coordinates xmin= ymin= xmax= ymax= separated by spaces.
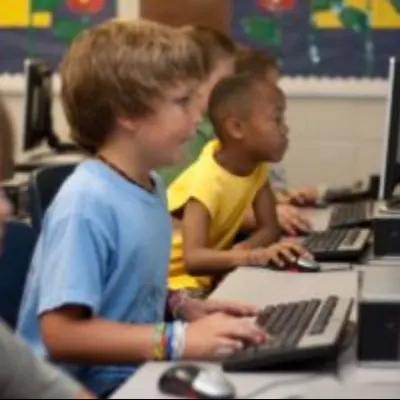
xmin=0 ymin=220 xmax=36 ymax=329
xmin=28 ymin=163 xmax=76 ymax=232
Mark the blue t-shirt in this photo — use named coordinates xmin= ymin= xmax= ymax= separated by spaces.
xmin=17 ymin=159 xmax=172 ymax=396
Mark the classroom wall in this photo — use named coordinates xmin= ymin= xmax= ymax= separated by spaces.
xmin=0 ymin=0 xmax=389 ymax=187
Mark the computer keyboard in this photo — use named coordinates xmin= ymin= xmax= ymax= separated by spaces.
xmin=328 ymin=201 xmax=374 ymax=229
xmin=222 ymin=296 xmax=353 ymax=372
xmin=302 ymin=227 xmax=370 ymax=262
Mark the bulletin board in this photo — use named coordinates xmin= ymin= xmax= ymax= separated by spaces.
xmin=0 ymin=0 xmax=117 ymax=74
xmin=232 ymin=0 xmax=400 ymax=78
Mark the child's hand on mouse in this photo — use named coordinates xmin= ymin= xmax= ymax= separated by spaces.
xmin=277 ymin=204 xmax=312 ymax=236
xmin=247 ymin=239 xmax=313 ymax=268
xmin=184 ymin=312 xmax=268 ymax=359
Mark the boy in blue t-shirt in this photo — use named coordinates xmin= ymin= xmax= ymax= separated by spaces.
xmin=16 ymin=19 xmax=266 ymax=398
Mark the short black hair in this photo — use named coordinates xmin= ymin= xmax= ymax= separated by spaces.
xmin=208 ymin=73 xmax=283 ymax=142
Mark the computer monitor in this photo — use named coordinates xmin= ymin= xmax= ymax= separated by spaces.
xmin=22 ymin=58 xmax=77 ymax=154
xmin=378 ymin=57 xmax=400 ymax=200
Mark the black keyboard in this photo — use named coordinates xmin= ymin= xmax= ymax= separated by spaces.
xmin=328 ymin=201 xmax=374 ymax=229
xmin=222 ymin=296 xmax=353 ymax=372
xmin=302 ymin=228 xmax=370 ymax=262
xmin=323 ymin=185 xmax=369 ymax=203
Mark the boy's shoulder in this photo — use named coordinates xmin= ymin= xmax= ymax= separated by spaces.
xmin=47 ymin=160 xmax=121 ymax=218
xmin=58 ymin=160 xmax=112 ymax=198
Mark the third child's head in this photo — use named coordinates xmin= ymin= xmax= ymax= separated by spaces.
xmin=235 ymin=47 xmax=280 ymax=84
xmin=60 ymin=19 xmax=206 ymax=168
xmin=183 ymin=25 xmax=237 ymax=114
xmin=208 ymin=73 xmax=288 ymax=164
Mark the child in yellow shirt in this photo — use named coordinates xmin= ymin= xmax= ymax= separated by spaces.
xmin=167 ymin=73 xmax=311 ymax=295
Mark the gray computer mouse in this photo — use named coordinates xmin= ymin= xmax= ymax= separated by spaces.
xmin=158 ymin=363 xmax=236 ymax=399
xmin=267 ymin=257 xmax=321 ymax=273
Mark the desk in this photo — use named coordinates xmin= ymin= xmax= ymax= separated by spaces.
xmin=112 ymin=267 xmax=400 ymax=399
xmin=111 ymin=203 xmax=400 ymax=399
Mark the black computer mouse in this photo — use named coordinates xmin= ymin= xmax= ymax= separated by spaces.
xmin=158 ymin=363 xmax=236 ymax=399
xmin=268 ymin=257 xmax=321 ymax=273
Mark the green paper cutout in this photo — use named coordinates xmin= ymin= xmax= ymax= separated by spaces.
xmin=31 ymin=0 xmax=61 ymax=12
xmin=242 ymin=16 xmax=281 ymax=47
xmin=310 ymin=0 xmax=342 ymax=13
xmin=53 ymin=19 xmax=88 ymax=43
xmin=339 ymin=6 xmax=368 ymax=33
xmin=390 ymin=0 xmax=400 ymax=14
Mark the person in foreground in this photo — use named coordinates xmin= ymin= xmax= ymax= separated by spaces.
xmin=167 ymin=73 xmax=312 ymax=295
xmin=0 ymin=97 xmax=94 ymax=399
xmin=17 ymin=19 xmax=266 ymax=398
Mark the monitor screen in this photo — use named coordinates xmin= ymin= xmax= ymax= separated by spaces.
xmin=22 ymin=58 xmax=53 ymax=152
xmin=378 ymin=57 xmax=400 ymax=200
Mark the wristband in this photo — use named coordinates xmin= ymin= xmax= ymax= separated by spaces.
xmin=171 ymin=321 xmax=187 ymax=360
xmin=152 ymin=322 xmax=166 ymax=360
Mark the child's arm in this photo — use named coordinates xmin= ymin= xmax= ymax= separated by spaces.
xmin=182 ymin=199 xmax=252 ymax=274
xmin=233 ymin=182 xmax=281 ymax=250
xmin=41 ymin=308 xmax=168 ymax=364
xmin=182 ymin=186 xmax=308 ymax=275
xmin=40 ymin=305 xmax=265 ymax=364
xmin=36 ymin=213 xmax=264 ymax=365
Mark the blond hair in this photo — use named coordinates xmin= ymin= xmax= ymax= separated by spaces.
xmin=235 ymin=47 xmax=279 ymax=77
xmin=182 ymin=25 xmax=237 ymax=76
xmin=60 ymin=18 xmax=205 ymax=154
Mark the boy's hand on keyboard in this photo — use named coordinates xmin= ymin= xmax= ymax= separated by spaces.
xmin=248 ymin=240 xmax=313 ymax=267
xmin=277 ymin=204 xmax=312 ymax=236
xmin=184 ymin=313 xmax=268 ymax=359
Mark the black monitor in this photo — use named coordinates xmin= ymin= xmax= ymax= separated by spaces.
xmin=378 ymin=57 xmax=400 ymax=200
xmin=22 ymin=58 xmax=77 ymax=154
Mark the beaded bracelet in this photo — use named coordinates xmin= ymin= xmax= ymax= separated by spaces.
xmin=153 ymin=322 xmax=179 ymax=361
xmin=152 ymin=322 xmax=167 ymax=361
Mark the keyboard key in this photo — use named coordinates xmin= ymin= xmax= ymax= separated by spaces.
xmin=281 ymin=300 xmax=320 ymax=348
xmin=309 ymin=296 xmax=338 ymax=335
xmin=341 ymin=228 xmax=360 ymax=246
xmin=256 ymin=306 xmax=274 ymax=327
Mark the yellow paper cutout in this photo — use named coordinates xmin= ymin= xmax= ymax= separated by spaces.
xmin=314 ymin=0 xmax=400 ymax=29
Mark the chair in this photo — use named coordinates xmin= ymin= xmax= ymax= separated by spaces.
xmin=0 ymin=220 xmax=37 ymax=329
xmin=28 ymin=163 xmax=76 ymax=232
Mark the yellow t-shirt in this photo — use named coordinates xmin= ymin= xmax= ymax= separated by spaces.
xmin=167 ymin=139 xmax=269 ymax=290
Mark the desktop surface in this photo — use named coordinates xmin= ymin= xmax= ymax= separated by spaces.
xmin=111 ymin=267 xmax=361 ymax=399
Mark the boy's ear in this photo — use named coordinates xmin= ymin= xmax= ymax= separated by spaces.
xmin=224 ymin=116 xmax=245 ymax=140
xmin=116 ymin=116 xmax=139 ymax=133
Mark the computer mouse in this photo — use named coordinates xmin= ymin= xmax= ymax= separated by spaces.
xmin=268 ymin=257 xmax=321 ymax=273
xmin=158 ymin=363 xmax=236 ymax=399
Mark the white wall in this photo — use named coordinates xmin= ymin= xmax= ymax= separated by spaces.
xmin=0 ymin=0 xmax=389 ymax=187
